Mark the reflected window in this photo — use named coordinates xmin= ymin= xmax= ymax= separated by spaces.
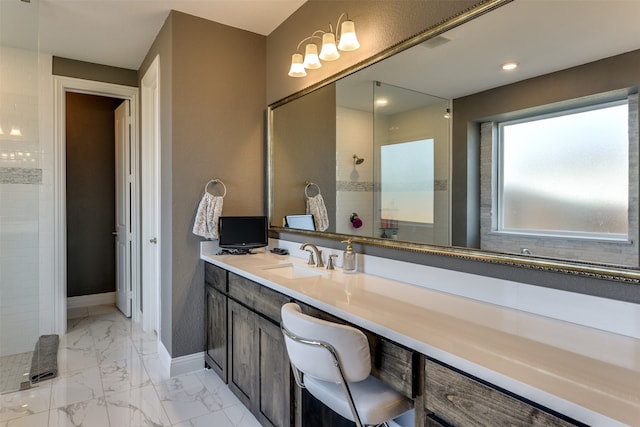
xmin=381 ymin=139 xmax=434 ymax=224
xmin=497 ymin=100 xmax=629 ymax=240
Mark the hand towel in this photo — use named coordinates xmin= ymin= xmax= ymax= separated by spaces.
xmin=306 ymin=193 xmax=329 ymax=231
xmin=193 ymin=193 xmax=224 ymax=239
xmin=30 ymin=334 xmax=59 ymax=383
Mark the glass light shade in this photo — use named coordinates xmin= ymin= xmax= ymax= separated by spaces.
xmin=288 ymin=53 xmax=307 ymax=77
xmin=303 ymin=43 xmax=322 ymax=69
xmin=338 ymin=20 xmax=360 ymax=51
xmin=319 ymin=32 xmax=340 ymax=61
xmin=9 ymin=127 xmax=22 ymax=136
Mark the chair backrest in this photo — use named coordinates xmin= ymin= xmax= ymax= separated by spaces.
xmin=281 ymin=302 xmax=371 ymax=383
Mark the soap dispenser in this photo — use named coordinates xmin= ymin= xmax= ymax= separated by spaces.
xmin=341 ymin=239 xmax=357 ymax=273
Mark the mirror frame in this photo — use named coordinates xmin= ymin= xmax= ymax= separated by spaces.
xmin=267 ymin=0 xmax=640 ymax=285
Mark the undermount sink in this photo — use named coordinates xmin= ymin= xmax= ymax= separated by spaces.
xmin=260 ymin=263 xmax=327 ymax=279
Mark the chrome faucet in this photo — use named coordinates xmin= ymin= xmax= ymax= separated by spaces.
xmin=300 ymin=243 xmax=324 ymax=268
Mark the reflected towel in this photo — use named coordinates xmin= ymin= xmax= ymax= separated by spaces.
xmin=306 ymin=194 xmax=329 ymax=231
xmin=193 ymin=193 xmax=224 ymax=239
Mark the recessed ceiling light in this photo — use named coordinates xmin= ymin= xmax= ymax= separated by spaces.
xmin=501 ymin=61 xmax=519 ymax=71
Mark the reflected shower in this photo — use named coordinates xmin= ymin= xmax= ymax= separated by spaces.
xmin=353 ymin=154 xmax=365 ymax=166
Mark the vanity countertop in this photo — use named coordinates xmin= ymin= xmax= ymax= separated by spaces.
xmin=201 ymin=249 xmax=640 ymax=427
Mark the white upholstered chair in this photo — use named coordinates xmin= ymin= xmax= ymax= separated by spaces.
xmin=280 ymin=302 xmax=414 ymax=427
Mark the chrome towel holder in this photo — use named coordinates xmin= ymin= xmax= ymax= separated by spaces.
xmin=204 ymin=178 xmax=227 ymax=198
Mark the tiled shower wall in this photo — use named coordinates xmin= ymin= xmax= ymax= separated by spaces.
xmin=0 ymin=46 xmax=41 ymax=356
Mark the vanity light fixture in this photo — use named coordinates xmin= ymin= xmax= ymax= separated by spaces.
xmin=501 ymin=61 xmax=519 ymax=71
xmin=9 ymin=127 xmax=22 ymax=136
xmin=288 ymin=12 xmax=360 ymax=78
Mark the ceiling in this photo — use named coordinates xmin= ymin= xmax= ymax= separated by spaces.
xmin=2 ymin=0 xmax=306 ymax=70
xmin=3 ymin=0 xmax=640 ymax=87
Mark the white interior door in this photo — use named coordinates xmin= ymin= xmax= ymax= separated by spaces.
xmin=141 ymin=55 xmax=161 ymax=333
xmin=115 ymin=100 xmax=132 ymax=317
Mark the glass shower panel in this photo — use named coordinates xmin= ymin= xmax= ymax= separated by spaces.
xmin=335 ymin=78 xmax=374 ymax=236
xmin=0 ymin=0 xmax=40 ymax=393
xmin=373 ymin=82 xmax=451 ymax=244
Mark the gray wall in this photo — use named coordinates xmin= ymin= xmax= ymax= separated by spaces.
xmin=139 ymin=11 xmax=266 ymax=358
xmin=272 ymin=83 xmax=336 ymax=230
xmin=53 ymin=57 xmax=138 ymax=87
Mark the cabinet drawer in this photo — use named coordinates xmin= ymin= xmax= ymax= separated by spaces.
xmin=424 ymin=358 xmax=581 ymax=426
xmin=228 ymin=273 xmax=289 ymax=322
xmin=205 ymin=262 xmax=227 ymax=292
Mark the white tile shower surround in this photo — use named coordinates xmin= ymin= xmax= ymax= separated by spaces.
xmin=0 ymin=305 xmax=261 ymax=427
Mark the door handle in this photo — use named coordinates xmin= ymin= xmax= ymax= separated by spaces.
xmin=112 ymin=231 xmax=118 ymax=236
xmin=150 ymin=237 xmax=158 ymax=244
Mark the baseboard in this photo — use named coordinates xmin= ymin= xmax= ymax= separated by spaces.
xmin=170 ymin=351 xmax=205 ymax=377
xmin=158 ymin=341 xmax=205 ymax=378
xmin=67 ymin=292 xmax=116 ymax=309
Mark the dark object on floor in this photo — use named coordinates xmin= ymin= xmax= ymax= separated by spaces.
xmin=29 ymin=334 xmax=59 ymax=383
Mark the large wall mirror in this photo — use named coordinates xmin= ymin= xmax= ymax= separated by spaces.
xmin=268 ymin=0 xmax=640 ymax=283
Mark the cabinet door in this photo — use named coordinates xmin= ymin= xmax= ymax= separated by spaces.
xmin=424 ymin=358 xmax=580 ymax=427
xmin=228 ymin=299 xmax=257 ymax=409
xmin=205 ymin=285 xmax=227 ymax=381
xmin=256 ymin=315 xmax=292 ymax=427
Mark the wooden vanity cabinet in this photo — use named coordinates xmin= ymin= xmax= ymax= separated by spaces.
xmin=205 ymin=263 xmax=293 ymax=427
xmin=423 ymin=358 xmax=583 ymax=427
xmin=206 ymin=262 xmax=584 ymax=427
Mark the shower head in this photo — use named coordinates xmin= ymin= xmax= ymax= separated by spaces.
xmin=353 ymin=155 xmax=365 ymax=166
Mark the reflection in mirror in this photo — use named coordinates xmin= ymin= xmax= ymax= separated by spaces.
xmin=371 ymin=82 xmax=449 ymax=245
xmin=285 ymin=214 xmax=316 ymax=231
xmin=269 ymin=0 xmax=640 ymax=277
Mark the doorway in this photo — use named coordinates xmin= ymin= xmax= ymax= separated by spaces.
xmin=53 ymin=77 xmax=140 ymax=335
xmin=65 ymin=92 xmax=123 ymax=311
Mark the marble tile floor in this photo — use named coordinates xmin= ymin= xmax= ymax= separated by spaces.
xmin=0 ymin=304 xmax=262 ymax=427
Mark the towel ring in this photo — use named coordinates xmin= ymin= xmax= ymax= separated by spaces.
xmin=204 ymin=179 xmax=227 ymax=198
xmin=305 ymin=181 xmax=321 ymax=198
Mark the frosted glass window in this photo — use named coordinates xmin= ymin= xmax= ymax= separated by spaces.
xmin=381 ymin=139 xmax=434 ymax=223
xmin=498 ymin=101 xmax=628 ymax=239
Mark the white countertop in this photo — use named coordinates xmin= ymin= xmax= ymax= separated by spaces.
xmin=201 ymin=247 xmax=640 ymax=427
